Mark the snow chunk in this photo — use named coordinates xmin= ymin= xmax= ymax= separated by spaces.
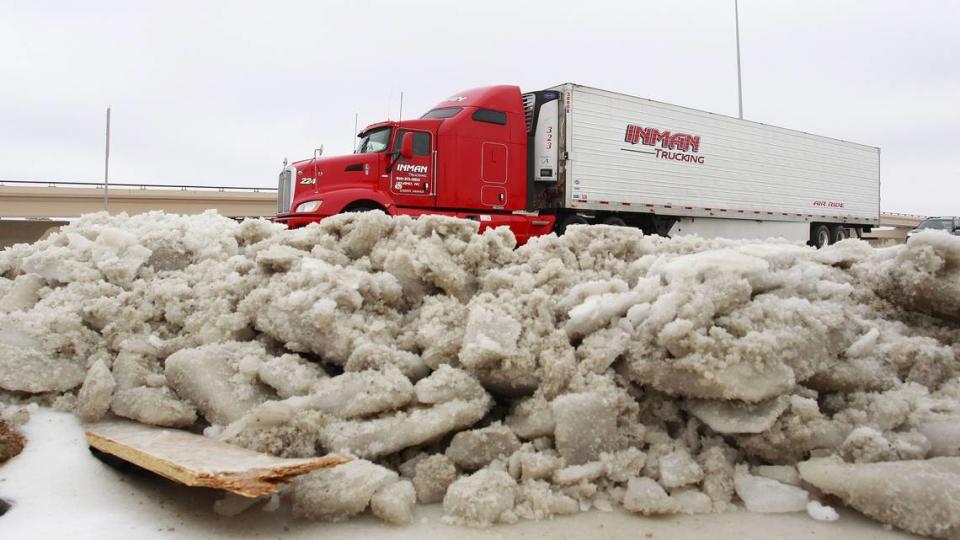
xmin=623 ymin=476 xmax=676 ymax=515
xmin=164 ymin=342 xmax=273 ymax=425
xmin=77 ymin=359 xmax=115 ymax=422
xmin=798 ymin=457 xmax=960 ymax=539
xmin=443 ymin=469 xmax=518 ymax=527
xmin=658 ymin=448 xmax=704 ymax=488
xmin=413 ymin=365 xmax=485 ymax=404
xmin=413 ymin=454 xmax=457 ymax=504
xmin=734 ymin=465 xmax=809 ymax=513
xmin=552 ymin=392 xmax=620 ymax=465
xmin=371 ymin=479 xmax=416 ymax=525
xmin=446 ymin=423 xmax=521 ymax=470
xmin=110 ymin=387 xmax=197 ymax=427
xmin=288 ymin=459 xmax=398 ymax=521
xmin=685 ymin=397 xmax=789 ymax=434
xmin=320 ymin=395 xmax=491 ymax=459
xmin=257 ymin=353 xmax=327 ymax=399
xmin=807 ymin=500 xmax=839 ymax=522
xmin=308 ymin=366 xmax=413 ymax=419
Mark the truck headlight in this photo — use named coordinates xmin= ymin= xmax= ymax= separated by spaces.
xmin=295 ymin=200 xmax=323 ymax=212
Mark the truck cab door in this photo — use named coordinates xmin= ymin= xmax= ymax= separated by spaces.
xmin=388 ymin=129 xmax=435 ymax=208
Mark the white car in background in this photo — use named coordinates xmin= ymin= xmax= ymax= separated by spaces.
xmin=907 ymin=216 xmax=960 ymax=239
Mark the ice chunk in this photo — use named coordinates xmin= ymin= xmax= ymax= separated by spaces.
xmin=514 ymin=480 xmax=579 ymax=520
xmin=551 ymin=461 xmax=605 ymax=485
xmin=110 ymin=386 xmax=197 ymax=427
xmin=77 ymin=359 xmax=116 ymax=422
xmin=551 ymin=392 xmax=620 ymax=465
xmin=257 ymin=353 xmax=327 ymax=399
xmin=916 ymin=418 xmax=960 ymax=457
xmin=684 ymin=397 xmax=789 ymax=434
xmin=320 ymin=395 xmax=491 ymax=459
xmin=658 ymin=448 xmax=704 ymax=488
xmin=164 ymin=342 xmax=273 ymax=425
xmin=798 ymin=457 xmax=960 ymax=539
xmin=734 ymin=464 xmax=808 ymax=513
xmin=413 ymin=454 xmax=458 ymax=504
xmin=622 ymin=476 xmax=676 ymax=515
xmin=308 ymin=366 xmax=413 ymax=419
xmin=345 ymin=343 xmax=429 ymax=381
xmin=672 ymin=489 xmax=713 ymax=514
xmin=459 ymin=303 xmax=522 ymax=370
xmin=806 ymin=500 xmax=839 ymax=522
xmin=601 ymin=447 xmax=647 ymax=483
xmin=443 ymin=469 xmax=518 ymax=527
xmin=371 ymin=480 xmax=416 ymax=525
xmin=413 ymin=365 xmax=486 ymax=404
xmin=446 ymin=423 xmax=521 ymax=470
xmin=505 ymin=395 xmax=555 ymax=440
xmin=518 ymin=451 xmax=562 ymax=482
xmin=752 ymin=465 xmax=801 ymax=486
xmin=288 ymin=459 xmax=398 ymax=521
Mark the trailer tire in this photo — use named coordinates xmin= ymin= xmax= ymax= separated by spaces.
xmin=555 ymin=214 xmax=589 ymax=236
xmin=601 ymin=216 xmax=628 ymax=227
xmin=811 ymin=224 xmax=831 ymax=249
xmin=830 ymin=225 xmax=849 ymax=244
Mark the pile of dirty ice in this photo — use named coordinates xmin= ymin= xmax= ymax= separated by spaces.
xmin=1 ymin=211 xmax=959 ymax=538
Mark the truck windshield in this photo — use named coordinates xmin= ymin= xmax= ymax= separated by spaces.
xmin=355 ymin=127 xmax=391 ymax=154
xmin=916 ymin=218 xmax=954 ymax=230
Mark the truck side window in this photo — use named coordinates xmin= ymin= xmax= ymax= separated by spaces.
xmin=472 ymin=109 xmax=507 ymax=125
xmin=395 ymin=130 xmax=431 ymax=157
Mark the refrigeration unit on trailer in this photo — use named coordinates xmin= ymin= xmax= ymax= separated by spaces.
xmin=275 ymin=83 xmax=880 ymax=247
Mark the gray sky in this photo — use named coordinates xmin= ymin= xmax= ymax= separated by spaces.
xmin=1 ymin=0 xmax=957 ymax=216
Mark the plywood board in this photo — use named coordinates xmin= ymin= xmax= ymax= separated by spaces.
xmin=86 ymin=419 xmax=349 ymax=497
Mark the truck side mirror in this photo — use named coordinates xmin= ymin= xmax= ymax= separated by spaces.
xmin=400 ymin=132 xmax=414 ymax=160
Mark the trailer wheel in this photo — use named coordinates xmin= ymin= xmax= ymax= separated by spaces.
xmin=601 ymin=216 xmax=628 ymax=227
xmin=811 ymin=224 xmax=831 ymax=248
xmin=830 ymin=225 xmax=849 ymax=244
xmin=555 ymin=214 xmax=589 ymax=236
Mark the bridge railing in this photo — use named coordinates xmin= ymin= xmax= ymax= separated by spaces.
xmin=0 ymin=179 xmax=277 ymax=193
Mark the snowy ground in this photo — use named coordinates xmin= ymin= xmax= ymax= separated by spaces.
xmin=0 ymin=409 xmax=917 ymax=539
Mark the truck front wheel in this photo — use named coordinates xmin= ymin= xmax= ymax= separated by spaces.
xmin=811 ymin=224 xmax=831 ymax=248
xmin=555 ymin=214 xmax=589 ymax=236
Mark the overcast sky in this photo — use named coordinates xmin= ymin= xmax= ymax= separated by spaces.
xmin=1 ymin=0 xmax=957 ymax=216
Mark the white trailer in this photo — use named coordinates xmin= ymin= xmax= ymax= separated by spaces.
xmin=536 ymin=84 xmax=880 ymax=246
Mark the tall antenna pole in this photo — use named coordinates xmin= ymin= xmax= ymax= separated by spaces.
xmin=398 ymin=92 xmax=404 ymax=127
xmin=104 ymin=106 xmax=111 ymax=211
xmin=353 ymin=113 xmax=358 ymax=152
xmin=735 ymin=0 xmax=744 ymax=119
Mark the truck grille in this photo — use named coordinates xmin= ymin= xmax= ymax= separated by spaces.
xmin=277 ymin=169 xmax=294 ymax=213
xmin=522 ymin=93 xmax=536 ymax=134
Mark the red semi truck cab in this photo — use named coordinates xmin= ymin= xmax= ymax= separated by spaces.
xmin=274 ymin=85 xmax=561 ymax=244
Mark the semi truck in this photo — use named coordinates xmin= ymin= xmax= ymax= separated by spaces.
xmin=274 ymin=84 xmax=880 ymax=247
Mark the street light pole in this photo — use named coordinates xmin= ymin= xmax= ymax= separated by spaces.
xmin=104 ymin=106 xmax=111 ymax=211
xmin=735 ymin=0 xmax=744 ymax=119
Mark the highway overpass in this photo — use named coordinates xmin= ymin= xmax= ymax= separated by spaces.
xmin=0 ymin=180 xmax=276 ymax=218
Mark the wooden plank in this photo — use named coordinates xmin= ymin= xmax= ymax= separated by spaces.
xmin=86 ymin=419 xmax=350 ymax=497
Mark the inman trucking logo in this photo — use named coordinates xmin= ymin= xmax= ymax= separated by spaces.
xmin=622 ymin=124 xmax=705 ymax=165
xmin=395 ymin=163 xmax=428 ymax=174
